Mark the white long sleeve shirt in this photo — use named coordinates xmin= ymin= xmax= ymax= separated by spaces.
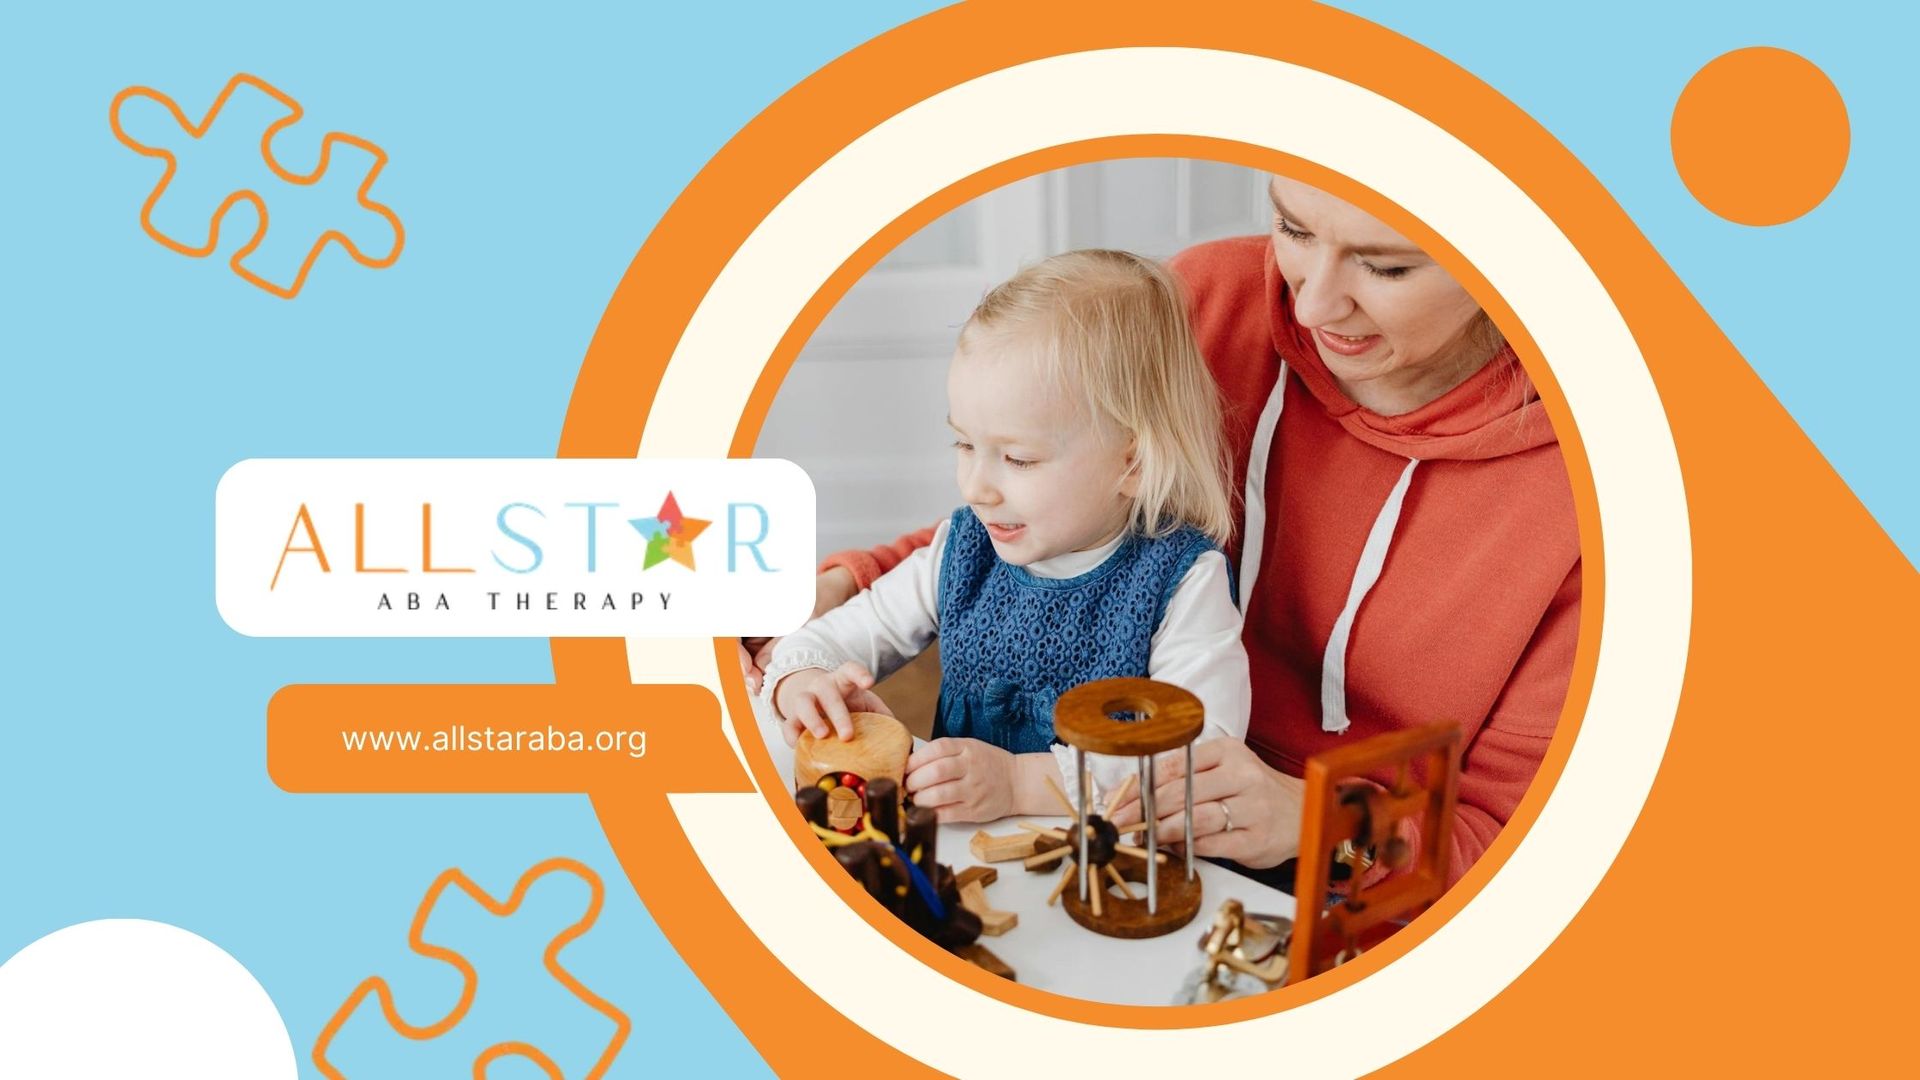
xmin=763 ymin=518 xmax=1251 ymax=810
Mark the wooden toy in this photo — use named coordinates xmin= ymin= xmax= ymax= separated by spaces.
xmin=955 ymin=866 xmax=1017 ymax=936
xmin=1025 ymin=677 xmax=1207 ymax=939
xmin=1176 ymin=899 xmax=1295 ymax=1003
xmin=1287 ymin=719 xmax=1459 ymax=982
xmin=954 ymin=944 xmax=1015 ymax=980
xmin=795 ymin=773 xmax=1016 ymax=980
xmin=969 ymin=829 xmax=1042 ymax=863
xmin=1177 ymin=719 xmax=1463 ymax=1000
xmin=793 ymin=711 xmax=912 ymax=834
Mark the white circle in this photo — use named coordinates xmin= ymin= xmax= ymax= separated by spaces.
xmin=629 ymin=48 xmax=1689 ymax=1074
xmin=0 ymin=919 xmax=298 ymax=1078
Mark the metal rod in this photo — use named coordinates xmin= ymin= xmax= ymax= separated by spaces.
xmin=1184 ymin=744 xmax=1195 ymax=880
xmin=1077 ymin=747 xmax=1090 ymax=902
xmin=1144 ymin=754 xmax=1158 ymax=914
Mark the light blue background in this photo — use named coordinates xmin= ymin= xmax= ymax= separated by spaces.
xmin=1 ymin=2 xmax=1909 ymax=1077
xmin=1334 ymin=0 xmax=1917 ymax=560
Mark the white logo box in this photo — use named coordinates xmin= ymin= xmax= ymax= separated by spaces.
xmin=215 ymin=458 xmax=816 ymax=637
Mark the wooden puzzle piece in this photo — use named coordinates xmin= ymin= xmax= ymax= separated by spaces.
xmin=954 ymin=866 xmax=1017 ymax=936
xmin=311 ymin=857 xmax=629 ymax=1079
xmin=108 ymin=73 xmax=403 ymax=298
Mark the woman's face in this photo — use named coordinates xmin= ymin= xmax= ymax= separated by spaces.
xmin=1267 ymin=175 xmax=1489 ymax=410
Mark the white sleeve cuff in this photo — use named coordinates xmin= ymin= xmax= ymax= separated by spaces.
xmin=758 ymin=647 xmax=844 ymax=719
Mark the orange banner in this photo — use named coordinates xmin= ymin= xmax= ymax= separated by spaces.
xmin=268 ymin=682 xmax=749 ymax=795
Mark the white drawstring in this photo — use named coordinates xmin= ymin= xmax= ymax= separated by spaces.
xmin=1238 ymin=361 xmax=1421 ymax=734
xmin=1319 ymin=458 xmax=1418 ymax=733
xmin=1236 ymin=364 xmax=1288 ymax=606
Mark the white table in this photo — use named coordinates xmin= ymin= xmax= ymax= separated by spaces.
xmin=754 ymin=712 xmax=1296 ymax=1006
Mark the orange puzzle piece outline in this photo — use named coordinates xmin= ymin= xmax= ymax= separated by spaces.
xmin=108 ymin=72 xmax=404 ymax=299
xmin=312 ymin=857 xmax=631 ymax=1079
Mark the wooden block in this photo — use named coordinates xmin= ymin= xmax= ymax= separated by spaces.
xmin=825 ymin=786 xmax=862 ymax=832
xmin=954 ymin=865 xmax=999 ymax=890
xmin=969 ymin=830 xmax=1041 ymax=863
xmin=958 ymin=879 xmax=1017 ymax=936
xmin=955 ymin=943 xmax=1015 ymax=981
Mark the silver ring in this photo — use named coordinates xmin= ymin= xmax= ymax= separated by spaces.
xmin=1219 ymin=800 xmax=1235 ymax=834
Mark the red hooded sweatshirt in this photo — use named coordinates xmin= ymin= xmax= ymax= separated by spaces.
xmin=823 ymin=235 xmax=1579 ymax=885
xmin=1173 ymin=235 xmax=1578 ymax=885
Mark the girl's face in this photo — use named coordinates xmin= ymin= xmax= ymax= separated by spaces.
xmin=1268 ymin=175 xmax=1490 ymax=412
xmin=947 ymin=334 xmax=1137 ymax=566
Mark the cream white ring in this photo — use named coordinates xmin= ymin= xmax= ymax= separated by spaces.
xmin=626 ymin=47 xmax=1690 ymax=1076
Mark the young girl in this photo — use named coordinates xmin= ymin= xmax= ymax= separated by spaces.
xmin=762 ymin=249 xmax=1251 ymax=822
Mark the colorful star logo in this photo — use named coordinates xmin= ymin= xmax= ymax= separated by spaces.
xmin=627 ymin=492 xmax=710 ymax=570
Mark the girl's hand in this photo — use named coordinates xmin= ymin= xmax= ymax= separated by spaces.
xmin=772 ymin=661 xmax=892 ymax=745
xmin=904 ymin=738 xmax=1025 ymax=823
xmin=1107 ymin=740 xmax=1305 ymax=869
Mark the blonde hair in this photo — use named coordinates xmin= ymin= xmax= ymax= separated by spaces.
xmin=959 ymin=249 xmax=1234 ymax=546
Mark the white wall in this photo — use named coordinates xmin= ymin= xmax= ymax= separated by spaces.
xmin=755 ymin=159 xmax=1272 ymax=555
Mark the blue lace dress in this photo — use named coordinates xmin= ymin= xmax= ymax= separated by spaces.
xmin=933 ymin=508 xmax=1218 ymax=753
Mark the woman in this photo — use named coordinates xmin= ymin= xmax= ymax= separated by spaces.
xmin=754 ymin=174 xmax=1579 ymax=887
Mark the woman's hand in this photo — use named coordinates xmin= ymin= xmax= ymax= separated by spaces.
xmin=738 ymin=637 xmax=777 ymax=694
xmin=770 ymin=661 xmax=892 ymax=745
xmin=905 ymin=739 xmax=1045 ymax=823
xmin=1108 ymin=740 xmax=1305 ymax=869
xmin=740 ymin=567 xmax=860 ymax=693
xmin=811 ymin=565 xmax=859 ymax=616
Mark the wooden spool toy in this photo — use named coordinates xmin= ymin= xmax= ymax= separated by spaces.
xmin=793 ymin=711 xmax=912 ymax=834
xmin=1039 ymin=677 xmax=1206 ymax=939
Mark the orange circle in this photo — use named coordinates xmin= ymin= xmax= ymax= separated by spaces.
xmin=1671 ymin=46 xmax=1849 ymax=226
